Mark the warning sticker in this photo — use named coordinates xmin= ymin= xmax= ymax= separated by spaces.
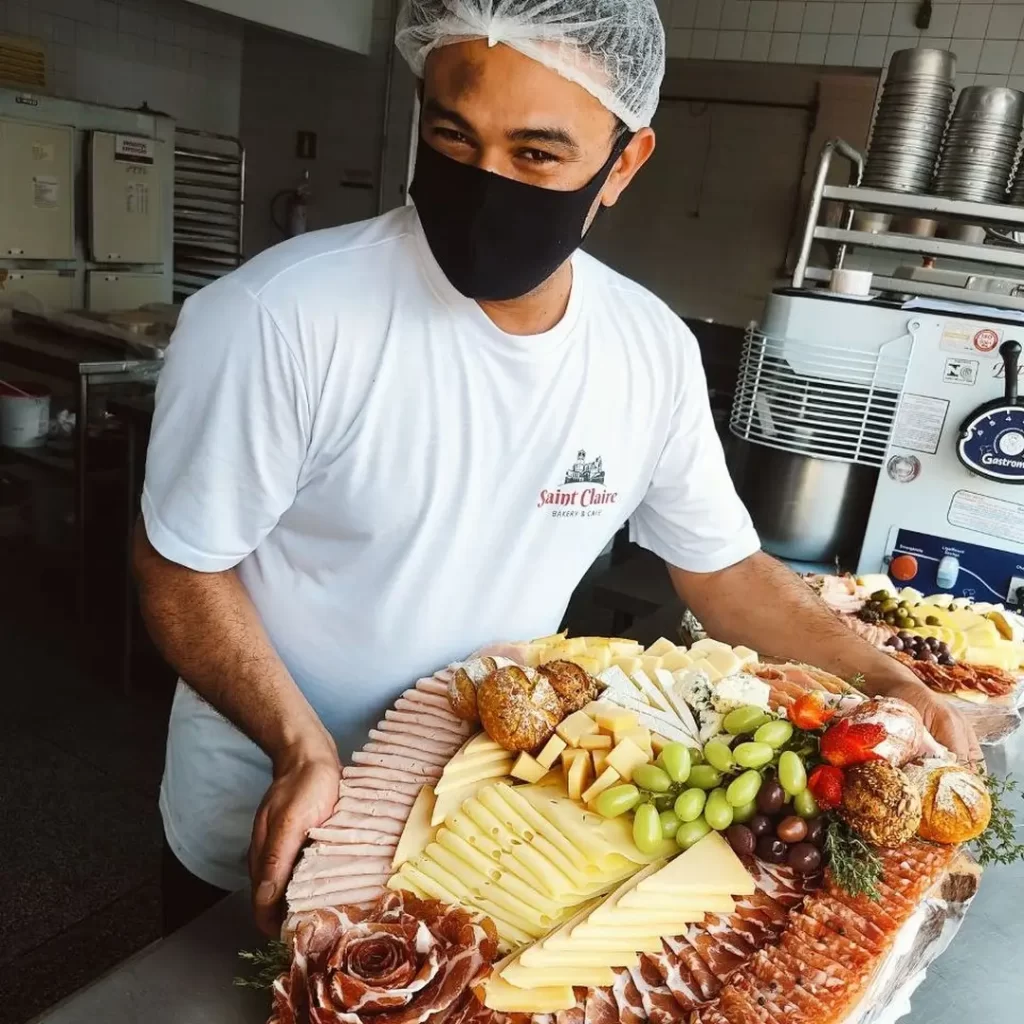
xmin=943 ymin=357 xmax=979 ymax=385
xmin=940 ymin=321 xmax=1003 ymax=357
xmin=891 ymin=393 xmax=949 ymax=455
xmin=32 ymin=175 xmax=59 ymax=208
xmin=948 ymin=489 xmax=1024 ymax=545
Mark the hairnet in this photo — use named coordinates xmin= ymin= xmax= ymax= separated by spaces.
xmin=395 ymin=1 xmax=665 ymax=132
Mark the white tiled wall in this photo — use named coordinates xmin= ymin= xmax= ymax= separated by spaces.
xmin=0 ymin=0 xmax=244 ymax=135
xmin=659 ymin=0 xmax=1024 ymax=91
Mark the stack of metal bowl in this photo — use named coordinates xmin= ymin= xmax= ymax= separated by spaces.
xmin=936 ymin=87 xmax=1024 ymax=203
xmin=862 ymin=48 xmax=956 ymax=194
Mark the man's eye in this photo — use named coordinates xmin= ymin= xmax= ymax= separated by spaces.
xmin=520 ymin=148 xmax=559 ymax=164
xmin=434 ymin=126 xmax=471 ymax=145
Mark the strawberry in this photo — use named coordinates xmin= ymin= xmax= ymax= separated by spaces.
xmin=819 ymin=718 xmax=886 ymax=768
xmin=808 ymin=764 xmax=845 ymax=811
xmin=788 ymin=691 xmax=837 ymax=731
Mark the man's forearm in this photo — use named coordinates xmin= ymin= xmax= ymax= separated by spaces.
xmin=133 ymin=524 xmax=337 ymax=769
xmin=668 ymin=551 xmax=919 ymax=694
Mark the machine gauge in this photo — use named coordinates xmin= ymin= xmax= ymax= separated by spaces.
xmin=997 ymin=429 xmax=1024 ymax=457
xmin=957 ymin=340 xmax=1024 ymax=483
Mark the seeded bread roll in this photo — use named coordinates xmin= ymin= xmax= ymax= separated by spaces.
xmin=840 ymin=761 xmax=922 ymax=848
xmin=537 ymin=659 xmax=598 ymax=715
xmin=906 ymin=763 xmax=991 ymax=844
xmin=477 ymin=665 xmax=562 ymax=751
xmin=447 ymin=656 xmax=514 ymax=720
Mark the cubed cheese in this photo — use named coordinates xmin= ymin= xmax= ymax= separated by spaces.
xmin=594 ymin=705 xmax=639 ymax=733
xmin=687 ymin=657 xmax=723 ymax=682
xmin=659 ymin=648 xmax=693 ymax=672
xmin=605 ymin=738 xmax=649 ymax=782
xmin=608 ymin=639 xmax=644 ymax=657
xmin=566 ymin=749 xmax=594 ymax=801
xmin=582 ymin=766 xmax=621 ymax=804
xmin=638 ymin=655 xmax=664 ymax=679
xmin=578 ymin=733 xmax=613 ymax=750
xmin=584 ymin=700 xmax=614 ymax=717
xmin=536 ymin=733 xmax=568 ymax=769
xmin=732 ymin=645 xmax=758 ymax=667
xmin=710 ymin=674 xmax=771 ymax=714
xmin=549 ymin=637 xmax=587 ymax=657
xmin=620 ymin=726 xmax=653 ymax=756
xmin=585 ymin=646 xmax=613 ymax=671
xmin=592 ymin=750 xmax=610 ymax=775
xmin=688 ymin=638 xmax=733 ymax=656
xmin=570 ymin=654 xmax=603 ymax=676
xmin=561 ymin=747 xmax=589 ymax=778
xmin=645 ymin=637 xmax=677 ymax=657
xmin=650 ymin=733 xmax=671 ymax=754
xmin=556 ymin=710 xmax=600 ymax=746
xmin=532 ymin=631 xmax=568 ymax=647
xmin=702 ymin=648 xmax=743 ymax=678
xmin=511 ymin=752 xmax=549 ymax=784
xmin=608 ymin=656 xmax=643 ymax=679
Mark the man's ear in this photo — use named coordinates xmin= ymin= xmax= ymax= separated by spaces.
xmin=600 ymin=128 xmax=656 ymax=208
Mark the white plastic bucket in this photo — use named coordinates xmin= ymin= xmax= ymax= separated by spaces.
xmin=0 ymin=382 xmax=50 ymax=448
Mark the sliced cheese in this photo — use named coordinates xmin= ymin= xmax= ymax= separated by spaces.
xmin=630 ymin=668 xmax=671 ymax=711
xmin=432 ymin=776 xmax=510 ymax=826
xmin=511 ymin=752 xmax=548 ymax=784
xmin=638 ymin=655 xmax=665 ymax=680
xmin=582 ymin=765 xmax=621 ymax=804
xmin=568 ymin=654 xmax=603 ymax=676
xmin=547 ymin=637 xmax=587 ymax=657
xmin=464 ymin=732 xmax=508 ymax=754
xmin=605 ymin=737 xmax=649 ymax=782
xmin=652 ymin=669 xmax=701 ymax=742
xmin=635 ymin=831 xmax=755 ymax=896
xmin=445 ymin=809 xmax=550 ymax=894
xmin=601 ymin=689 xmax=696 ymax=745
xmin=392 ymin=784 xmax=436 ymax=868
xmin=618 ymin=890 xmax=735 ymax=913
xmin=556 ymin=710 xmax=600 ymax=746
xmin=435 ymin=759 xmax=514 ymax=795
xmin=586 ymin=904 xmax=709 ymax=926
xmin=533 ymin=631 xmax=568 ymax=647
xmin=501 ymin=961 xmax=616 ymax=989
xmin=483 ymin=972 xmax=576 ymax=1013
xmin=572 ymin=919 xmax=702 ymax=940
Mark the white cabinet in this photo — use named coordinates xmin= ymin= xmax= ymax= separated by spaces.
xmin=86 ymin=270 xmax=164 ymax=312
xmin=0 ymin=268 xmax=77 ymax=310
xmin=0 ymin=118 xmax=75 ymax=259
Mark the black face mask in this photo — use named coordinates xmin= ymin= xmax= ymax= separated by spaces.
xmin=410 ymin=132 xmax=632 ymax=302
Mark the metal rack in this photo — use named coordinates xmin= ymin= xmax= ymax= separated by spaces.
xmin=173 ymin=127 xmax=245 ymax=301
xmin=792 ymin=139 xmax=1024 ymax=311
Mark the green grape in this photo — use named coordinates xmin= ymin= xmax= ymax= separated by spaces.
xmin=731 ymin=799 xmax=757 ymax=823
xmin=733 ymin=741 xmax=774 ymax=769
xmin=753 ymin=720 xmax=793 ymax=749
xmin=704 ymin=787 xmax=734 ymax=831
xmin=674 ymin=787 xmax=707 ymax=822
xmin=659 ymin=742 xmax=692 ymax=784
xmin=703 ymin=739 xmax=735 ymax=773
xmin=688 ymin=746 xmax=705 ymax=765
xmin=687 ymin=764 xmax=724 ymax=790
xmin=659 ymin=809 xmax=681 ymax=840
xmin=594 ymin=784 xmax=641 ymax=818
xmin=653 ymin=792 xmax=678 ymax=812
xmin=676 ymin=816 xmax=712 ymax=850
xmin=778 ymin=751 xmax=808 ymax=795
xmin=725 ymin=769 xmax=762 ymax=808
xmin=723 ymin=705 xmax=771 ymax=735
xmin=632 ymin=803 xmax=663 ymax=854
xmin=793 ymin=787 xmax=819 ymax=818
xmin=632 ymin=763 xmax=672 ymax=794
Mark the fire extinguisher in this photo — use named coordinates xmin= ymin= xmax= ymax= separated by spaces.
xmin=271 ymin=170 xmax=311 ymax=238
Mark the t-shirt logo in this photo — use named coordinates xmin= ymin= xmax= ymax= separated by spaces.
xmin=538 ymin=449 xmax=618 ymax=517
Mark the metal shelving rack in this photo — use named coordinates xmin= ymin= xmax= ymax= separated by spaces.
xmin=173 ymin=127 xmax=245 ymax=302
xmin=792 ymin=139 xmax=1024 ymax=313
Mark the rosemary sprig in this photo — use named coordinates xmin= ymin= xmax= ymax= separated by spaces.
xmin=233 ymin=939 xmax=291 ymax=990
xmin=971 ymin=772 xmax=1024 ymax=867
xmin=847 ymin=672 xmax=866 ymax=692
xmin=825 ymin=818 xmax=883 ymax=901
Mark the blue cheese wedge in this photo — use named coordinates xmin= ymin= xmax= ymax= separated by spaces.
xmin=673 ymin=668 xmax=725 ymax=743
xmin=710 ymin=674 xmax=771 ymax=714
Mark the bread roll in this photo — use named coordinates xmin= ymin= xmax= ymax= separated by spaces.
xmin=906 ymin=763 xmax=991 ymax=844
xmin=477 ymin=665 xmax=562 ymax=751
xmin=537 ymin=660 xmax=598 ymax=715
xmin=447 ymin=656 xmax=514 ymax=720
xmin=839 ymin=761 xmax=921 ymax=848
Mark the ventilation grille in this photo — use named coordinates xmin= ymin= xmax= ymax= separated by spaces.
xmin=0 ymin=35 xmax=46 ymax=91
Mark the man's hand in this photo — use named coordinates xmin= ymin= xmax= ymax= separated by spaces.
xmin=249 ymin=749 xmax=341 ymax=936
xmin=873 ymin=675 xmax=983 ymax=766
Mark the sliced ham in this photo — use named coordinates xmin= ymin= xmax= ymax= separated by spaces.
xmin=307 ymin=823 xmax=402 ymax=843
xmin=286 ymin=884 xmax=385 ymax=912
xmin=292 ymin=854 xmax=394 ymax=880
xmin=383 ymin=711 xmax=470 ymax=741
xmin=330 ymin=797 xmax=413 ymax=822
xmin=339 ymin=773 xmax=425 ymax=798
xmin=351 ymin=751 xmax=444 ymax=777
xmin=415 ymin=677 xmax=451 ymax=697
xmin=400 ymin=688 xmax=453 ymax=711
xmin=343 ymin=765 xmax=439 ymax=785
xmin=338 ymin=784 xmax=417 ymax=806
xmin=369 ymin=727 xmax=463 ymax=757
xmin=362 ymin=741 xmax=451 ymax=767
xmin=306 ymin=840 xmax=397 ymax=857
xmin=286 ymin=872 xmax=391 ymax=900
xmin=391 ymin=700 xmax=470 ymax=730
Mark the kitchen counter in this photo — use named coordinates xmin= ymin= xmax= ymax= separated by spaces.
xmin=35 ymin=735 xmax=1024 ymax=1024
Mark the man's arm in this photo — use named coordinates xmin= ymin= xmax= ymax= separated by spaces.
xmin=133 ymin=525 xmax=340 ymax=934
xmin=668 ymin=550 xmax=981 ymax=762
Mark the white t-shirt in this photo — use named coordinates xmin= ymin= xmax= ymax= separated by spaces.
xmin=144 ymin=205 xmax=759 ymax=890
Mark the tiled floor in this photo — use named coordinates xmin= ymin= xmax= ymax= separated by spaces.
xmin=0 ymin=545 xmax=171 ymax=1024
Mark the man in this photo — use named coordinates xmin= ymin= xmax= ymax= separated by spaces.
xmin=135 ymin=0 xmax=979 ymax=937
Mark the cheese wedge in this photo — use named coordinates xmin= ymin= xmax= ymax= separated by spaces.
xmin=605 ymin=737 xmax=649 ymax=782
xmin=501 ymin=961 xmax=616 ymax=989
xmin=464 ymin=732 xmax=507 ymax=754
xmin=630 ymin=668 xmax=671 ymax=711
xmin=608 ymin=638 xmax=644 ymax=656
xmin=638 ymin=656 xmax=665 ymax=681
xmin=432 ymin=776 xmax=511 ymax=824
xmin=689 ymin=638 xmax=733 ymax=656
xmin=483 ymin=972 xmax=576 ymax=1012
xmin=556 ymin=710 xmax=600 ymax=746
xmin=646 ymin=637 xmax=677 ymax=657
xmin=618 ymin=890 xmax=735 ymax=913
xmin=582 ymin=765 xmax=621 ymax=805
xmin=609 ymin=656 xmax=643 ymax=678
xmin=635 ymin=831 xmax=755 ymax=896
xmin=511 ymin=752 xmax=548 ymax=784
xmin=434 ymin=759 xmax=514 ymax=795
xmin=393 ymin=784 xmax=436 ymax=868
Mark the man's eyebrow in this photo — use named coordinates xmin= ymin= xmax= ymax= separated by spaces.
xmin=422 ymin=98 xmax=476 ymax=135
xmin=506 ymin=126 xmax=580 ymax=151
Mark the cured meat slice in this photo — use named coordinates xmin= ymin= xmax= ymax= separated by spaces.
xmin=338 ymin=784 xmax=418 ymax=806
xmin=583 ymin=988 xmax=618 ymax=1024
xmin=370 ymin=727 xmax=464 ymax=757
xmin=363 ymin=742 xmax=452 ymax=767
xmin=644 ymin=946 xmax=704 ymax=1012
xmin=724 ymin=974 xmax=791 ymax=1024
xmin=746 ymin=949 xmax=827 ymax=1019
xmin=716 ymin=984 xmax=774 ymax=1024
xmin=825 ymin=888 xmax=900 ymax=935
xmin=663 ymin=936 xmax=721 ymax=1002
xmin=416 ymin=677 xmax=452 ymax=698
xmin=401 ymin=688 xmax=454 ymax=711
xmin=330 ymin=797 xmax=414 ymax=822
xmin=340 ymin=773 xmax=425 ymax=797
xmin=287 ymin=883 xmax=385 ymax=911
xmin=785 ymin=911 xmax=873 ymax=969
xmin=629 ymin=959 xmax=685 ymax=1024
xmin=306 ymin=840 xmax=398 ymax=858
xmin=344 ymin=766 xmax=439 ymax=785
xmin=351 ymin=751 xmax=445 ymax=777
xmin=308 ymin=823 xmax=402 ymax=843
xmin=801 ymin=898 xmax=886 ymax=955
xmin=684 ymin=922 xmax=751 ymax=981
xmin=286 ymin=872 xmax=391 ymax=900
xmin=292 ymin=854 xmax=395 ymax=880
xmin=387 ymin=707 xmax=471 ymax=734
xmin=610 ymin=968 xmax=647 ymax=1024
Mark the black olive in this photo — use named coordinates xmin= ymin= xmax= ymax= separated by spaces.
xmin=748 ymin=814 xmax=774 ymax=838
xmin=804 ymin=817 xmax=826 ymax=847
xmin=756 ymin=836 xmax=788 ymax=864
xmin=726 ymin=824 xmax=756 ymax=858
xmin=756 ymin=779 xmax=785 ymax=815
xmin=787 ymin=842 xmax=823 ymax=875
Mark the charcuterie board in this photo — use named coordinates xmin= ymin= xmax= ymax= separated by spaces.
xmin=256 ymin=632 xmax=1000 ymax=1024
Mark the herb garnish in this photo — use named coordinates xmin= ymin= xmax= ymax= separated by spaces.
xmin=971 ymin=772 xmax=1024 ymax=867
xmin=234 ymin=939 xmax=291 ymax=990
xmin=825 ymin=818 xmax=883 ymax=900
